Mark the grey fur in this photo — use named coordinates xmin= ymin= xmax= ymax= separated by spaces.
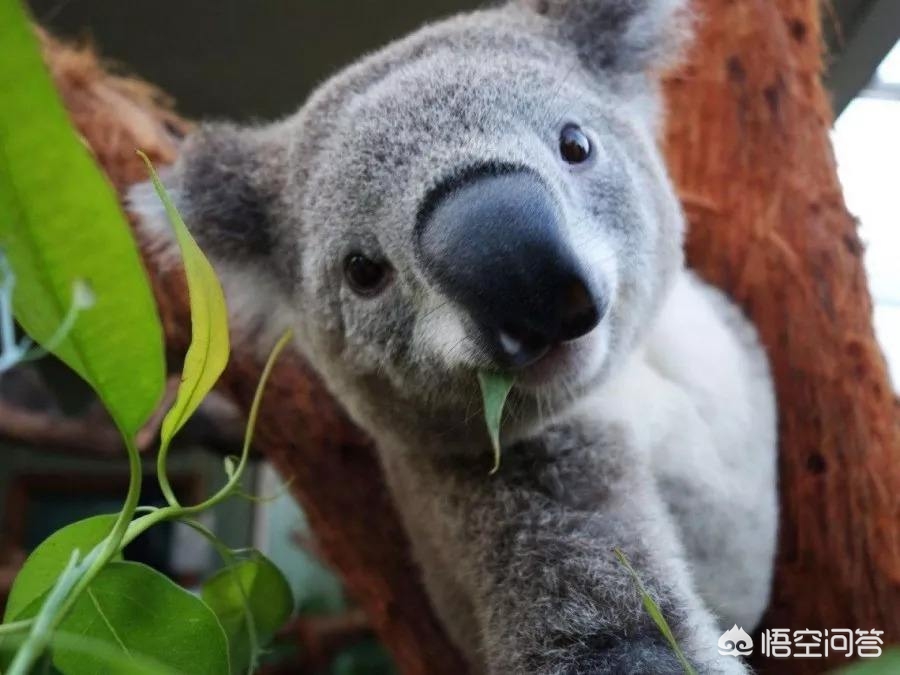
xmin=130 ymin=1 xmax=777 ymax=673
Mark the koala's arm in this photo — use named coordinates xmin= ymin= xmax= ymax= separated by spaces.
xmin=394 ymin=424 xmax=747 ymax=675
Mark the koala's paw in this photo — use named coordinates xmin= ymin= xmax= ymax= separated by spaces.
xmin=590 ymin=640 xmax=687 ymax=674
xmin=591 ymin=643 xmax=746 ymax=675
xmin=517 ymin=640 xmax=750 ymax=675
xmin=689 ymin=652 xmax=752 ymax=675
xmin=595 ymin=641 xmax=751 ymax=675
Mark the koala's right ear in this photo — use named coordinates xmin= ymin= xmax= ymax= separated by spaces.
xmin=129 ymin=123 xmax=297 ymax=338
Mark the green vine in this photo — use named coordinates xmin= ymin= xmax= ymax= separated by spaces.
xmin=0 ymin=153 xmax=295 ymax=674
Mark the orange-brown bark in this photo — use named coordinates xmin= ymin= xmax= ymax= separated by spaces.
xmin=40 ymin=0 xmax=900 ymax=671
xmin=664 ymin=2 xmax=900 ymax=671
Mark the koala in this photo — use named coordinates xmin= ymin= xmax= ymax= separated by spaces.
xmin=131 ymin=0 xmax=778 ymax=672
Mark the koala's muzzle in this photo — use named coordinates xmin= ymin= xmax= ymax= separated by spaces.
xmin=418 ymin=169 xmax=604 ymax=369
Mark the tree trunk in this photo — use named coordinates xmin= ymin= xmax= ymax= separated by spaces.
xmin=664 ymin=1 xmax=900 ymax=672
xmin=41 ymin=0 xmax=899 ymax=671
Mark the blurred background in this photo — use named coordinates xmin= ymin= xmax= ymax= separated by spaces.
xmin=2 ymin=1 xmax=898 ymax=673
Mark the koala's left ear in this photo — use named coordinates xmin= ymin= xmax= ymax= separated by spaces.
xmin=517 ymin=0 xmax=690 ymax=75
xmin=130 ymin=122 xmax=289 ymax=280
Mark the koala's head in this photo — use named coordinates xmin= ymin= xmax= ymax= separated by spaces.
xmin=134 ymin=0 xmax=689 ymax=442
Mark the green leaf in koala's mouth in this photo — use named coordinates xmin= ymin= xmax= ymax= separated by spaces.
xmin=477 ymin=371 xmax=515 ymax=475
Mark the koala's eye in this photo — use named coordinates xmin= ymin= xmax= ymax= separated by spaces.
xmin=559 ymin=124 xmax=592 ymax=164
xmin=344 ymin=253 xmax=391 ymax=296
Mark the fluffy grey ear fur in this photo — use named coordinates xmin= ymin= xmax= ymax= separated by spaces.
xmin=518 ymin=0 xmax=690 ymax=74
xmin=149 ymin=124 xmax=288 ymax=266
xmin=128 ymin=123 xmax=297 ymax=345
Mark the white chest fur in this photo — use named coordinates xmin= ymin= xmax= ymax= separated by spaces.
xmin=590 ymin=270 xmax=778 ymax=630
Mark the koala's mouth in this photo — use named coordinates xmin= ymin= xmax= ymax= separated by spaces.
xmin=507 ymin=331 xmax=602 ymax=391
xmin=517 ymin=343 xmax=574 ymax=385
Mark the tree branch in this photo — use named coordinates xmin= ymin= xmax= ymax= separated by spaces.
xmin=0 ymin=398 xmax=119 ymax=457
xmin=0 ymin=376 xmax=242 ymax=459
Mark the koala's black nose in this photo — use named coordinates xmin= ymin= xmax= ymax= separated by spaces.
xmin=417 ymin=169 xmax=604 ymax=368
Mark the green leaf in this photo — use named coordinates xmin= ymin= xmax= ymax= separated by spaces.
xmin=837 ymin=650 xmax=900 ymax=674
xmin=138 ymin=153 xmax=230 ymax=449
xmin=4 ymin=515 xmax=118 ymax=623
xmin=201 ymin=550 xmax=293 ymax=675
xmin=0 ymin=0 xmax=165 ymax=436
xmin=53 ymin=632 xmax=182 ymax=675
xmin=613 ymin=548 xmax=698 ymax=675
xmin=0 ymin=632 xmax=182 ymax=675
xmin=53 ymin=561 xmax=229 ymax=675
xmin=477 ymin=371 xmax=515 ymax=474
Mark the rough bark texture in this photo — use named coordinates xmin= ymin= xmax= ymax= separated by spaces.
xmin=664 ymin=2 xmax=900 ymax=672
xmin=40 ymin=0 xmax=899 ymax=671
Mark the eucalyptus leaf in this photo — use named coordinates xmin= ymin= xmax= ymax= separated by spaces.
xmin=0 ymin=0 xmax=166 ymax=435
xmin=53 ymin=561 xmax=229 ymax=675
xmin=201 ymin=550 xmax=293 ymax=674
xmin=138 ymin=153 xmax=230 ymax=449
xmin=52 ymin=632 xmax=182 ymax=675
xmin=4 ymin=515 xmax=118 ymax=623
xmin=614 ymin=548 xmax=697 ymax=675
xmin=837 ymin=650 xmax=900 ymax=674
xmin=477 ymin=371 xmax=515 ymax=474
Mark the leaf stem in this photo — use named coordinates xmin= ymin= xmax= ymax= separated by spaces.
xmin=121 ymin=330 xmax=291 ymax=552
xmin=6 ymin=551 xmax=82 ymax=675
xmin=21 ymin=280 xmax=94 ymax=363
xmin=179 ymin=519 xmax=261 ymax=674
xmin=5 ymin=331 xmax=288 ymax=670
xmin=0 ymin=252 xmax=17 ymax=360
xmin=0 ymin=251 xmax=31 ymax=375
xmin=7 ymin=435 xmax=143 ymax=673
xmin=156 ymin=439 xmax=181 ymax=509
xmin=149 ymin=330 xmax=291 ymax=527
xmin=0 ymin=619 xmax=33 ymax=636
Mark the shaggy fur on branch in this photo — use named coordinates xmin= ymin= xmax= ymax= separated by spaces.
xmin=131 ymin=1 xmax=777 ymax=672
